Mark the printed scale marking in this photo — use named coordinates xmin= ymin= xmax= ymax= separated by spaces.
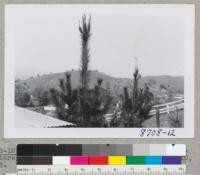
xmin=17 ymin=165 xmax=186 ymax=175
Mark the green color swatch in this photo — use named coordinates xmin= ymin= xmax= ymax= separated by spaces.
xmin=126 ymin=156 xmax=146 ymax=165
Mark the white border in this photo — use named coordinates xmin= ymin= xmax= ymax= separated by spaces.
xmin=4 ymin=4 xmax=195 ymax=138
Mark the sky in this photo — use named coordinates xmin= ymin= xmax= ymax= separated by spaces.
xmin=5 ymin=4 xmax=194 ymax=79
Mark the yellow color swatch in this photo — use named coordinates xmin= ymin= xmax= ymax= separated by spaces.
xmin=108 ymin=156 xmax=126 ymax=165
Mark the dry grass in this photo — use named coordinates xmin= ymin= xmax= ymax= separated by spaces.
xmin=142 ymin=109 xmax=184 ymax=128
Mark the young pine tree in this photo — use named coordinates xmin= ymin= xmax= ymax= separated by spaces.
xmin=120 ymin=59 xmax=154 ymax=127
xmin=50 ymin=72 xmax=78 ymax=122
xmin=78 ymin=15 xmax=111 ymax=127
xmin=50 ymin=15 xmax=111 ymax=127
xmin=78 ymin=15 xmax=91 ymax=124
xmin=79 ymin=14 xmax=91 ymax=91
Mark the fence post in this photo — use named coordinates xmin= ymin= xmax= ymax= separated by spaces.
xmin=167 ymin=104 xmax=170 ymax=114
xmin=156 ymin=107 xmax=160 ymax=128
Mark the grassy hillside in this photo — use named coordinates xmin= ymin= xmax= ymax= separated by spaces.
xmin=16 ymin=70 xmax=184 ymax=97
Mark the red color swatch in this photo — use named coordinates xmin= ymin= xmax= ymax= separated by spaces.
xmin=89 ymin=156 xmax=108 ymax=165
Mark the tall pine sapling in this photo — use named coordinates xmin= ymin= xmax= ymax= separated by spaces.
xmin=78 ymin=15 xmax=91 ymax=123
xmin=50 ymin=14 xmax=111 ymax=127
xmin=79 ymin=14 xmax=91 ymax=90
xmin=78 ymin=14 xmax=111 ymax=127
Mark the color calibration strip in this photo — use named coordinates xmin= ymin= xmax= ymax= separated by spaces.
xmin=16 ymin=145 xmax=186 ymax=174
xmin=17 ymin=155 xmax=182 ymax=165
xmin=17 ymin=144 xmax=186 ymax=156
xmin=17 ymin=144 xmax=185 ymax=166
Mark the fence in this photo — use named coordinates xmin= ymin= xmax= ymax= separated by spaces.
xmin=149 ymin=98 xmax=184 ymax=117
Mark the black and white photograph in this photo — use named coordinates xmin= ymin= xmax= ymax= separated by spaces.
xmin=4 ymin=4 xmax=194 ymax=138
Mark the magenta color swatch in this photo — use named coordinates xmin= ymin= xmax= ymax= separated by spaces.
xmin=70 ymin=156 xmax=88 ymax=165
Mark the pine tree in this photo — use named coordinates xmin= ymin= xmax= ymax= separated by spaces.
xmin=119 ymin=59 xmax=154 ymax=127
xmin=132 ymin=58 xmax=141 ymax=111
xmin=49 ymin=88 xmax=66 ymax=120
xmin=50 ymin=15 xmax=111 ymax=127
xmin=88 ymin=78 xmax=112 ymax=127
xmin=123 ymin=87 xmax=132 ymax=113
xmin=78 ymin=15 xmax=91 ymax=124
xmin=79 ymin=14 xmax=91 ymax=90
xmin=77 ymin=15 xmax=111 ymax=127
xmin=50 ymin=72 xmax=78 ymax=121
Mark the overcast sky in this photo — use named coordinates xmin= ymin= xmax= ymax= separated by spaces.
xmin=5 ymin=5 xmax=194 ymax=79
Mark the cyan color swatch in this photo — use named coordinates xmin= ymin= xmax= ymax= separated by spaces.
xmin=145 ymin=156 xmax=162 ymax=164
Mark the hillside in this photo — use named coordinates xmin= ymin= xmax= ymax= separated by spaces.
xmin=16 ymin=70 xmax=184 ymax=97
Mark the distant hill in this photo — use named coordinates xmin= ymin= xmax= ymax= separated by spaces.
xmin=16 ymin=70 xmax=184 ymax=96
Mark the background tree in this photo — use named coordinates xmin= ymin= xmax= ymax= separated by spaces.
xmin=50 ymin=88 xmax=66 ymax=120
xmin=33 ymin=86 xmax=49 ymax=106
xmin=15 ymin=80 xmax=31 ymax=107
